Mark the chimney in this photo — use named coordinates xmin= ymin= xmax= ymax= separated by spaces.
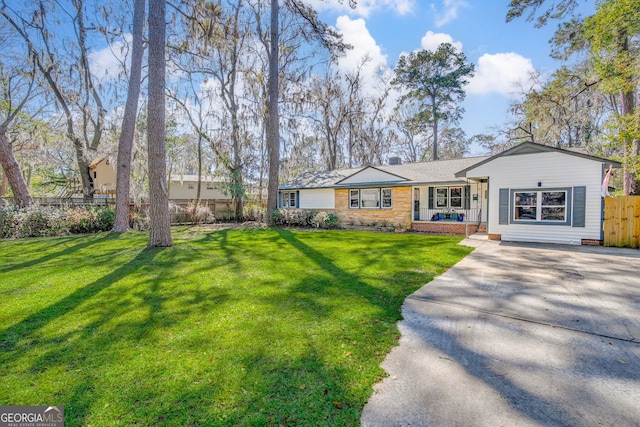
xmin=389 ymin=156 xmax=402 ymax=166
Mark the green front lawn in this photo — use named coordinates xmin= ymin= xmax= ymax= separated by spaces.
xmin=0 ymin=227 xmax=472 ymax=426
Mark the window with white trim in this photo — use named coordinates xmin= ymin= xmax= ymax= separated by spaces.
xmin=435 ymin=186 xmax=464 ymax=209
xmin=350 ymin=190 xmax=360 ymax=208
xmin=382 ymin=188 xmax=392 ymax=208
xmin=436 ymin=188 xmax=448 ymax=208
xmin=513 ymin=190 xmax=567 ymax=222
xmin=361 ymin=189 xmax=380 ymax=208
xmin=281 ymin=191 xmax=297 ymax=208
xmin=450 ymin=187 xmax=463 ymax=208
xmin=349 ymin=188 xmax=393 ymax=209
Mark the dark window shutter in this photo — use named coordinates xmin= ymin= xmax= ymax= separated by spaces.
xmin=278 ymin=192 xmax=281 ymax=208
xmin=573 ymin=186 xmax=586 ymax=227
xmin=428 ymin=187 xmax=434 ymax=209
xmin=499 ymin=188 xmax=509 ymax=224
xmin=296 ymin=191 xmax=300 ymax=208
xmin=464 ymin=185 xmax=471 ymax=210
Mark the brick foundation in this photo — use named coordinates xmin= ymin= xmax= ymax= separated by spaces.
xmin=581 ymin=239 xmax=603 ymax=246
xmin=411 ymin=222 xmax=481 ymax=236
xmin=488 ymin=234 xmax=502 ymax=241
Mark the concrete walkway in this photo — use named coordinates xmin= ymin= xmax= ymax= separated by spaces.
xmin=362 ymin=237 xmax=640 ymax=427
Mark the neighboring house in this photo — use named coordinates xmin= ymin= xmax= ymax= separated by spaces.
xmin=168 ymin=175 xmax=231 ymax=200
xmin=279 ymin=142 xmax=621 ymax=245
xmin=89 ymin=158 xmax=116 ymax=196
xmin=87 ymin=158 xmax=233 ymax=201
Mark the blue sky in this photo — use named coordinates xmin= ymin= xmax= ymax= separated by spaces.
xmin=86 ymin=1 xmax=597 ymax=156
xmin=311 ymin=0 xmax=596 ymax=154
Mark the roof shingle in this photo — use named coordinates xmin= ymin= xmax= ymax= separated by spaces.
xmin=279 ymin=156 xmax=490 ymax=190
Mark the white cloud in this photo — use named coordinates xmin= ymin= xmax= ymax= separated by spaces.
xmin=431 ymin=0 xmax=469 ymax=27
xmin=88 ymin=34 xmax=132 ymax=82
xmin=305 ymin=0 xmax=414 ymax=18
xmin=420 ymin=31 xmax=463 ymax=52
xmin=334 ymin=15 xmax=389 ymax=88
xmin=467 ymin=52 xmax=536 ymax=97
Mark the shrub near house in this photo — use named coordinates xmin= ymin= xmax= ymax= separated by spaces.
xmin=0 ymin=205 xmax=114 ymax=238
xmin=270 ymin=209 xmax=339 ymax=228
xmin=279 ymin=142 xmax=622 ymax=245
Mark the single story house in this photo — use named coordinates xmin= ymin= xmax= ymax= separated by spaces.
xmin=278 ymin=142 xmax=621 ymax=245
xmin=88 ymin=158 xmax=233 ymax=201
xmin=168 ymin=175 xmax=231 ymax=200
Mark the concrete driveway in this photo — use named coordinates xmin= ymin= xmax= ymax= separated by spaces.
xmin=361 ymin=238 xmax=640 ymax=427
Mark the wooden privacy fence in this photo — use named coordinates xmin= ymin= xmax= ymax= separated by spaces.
xmin=603 ymin=196 xmax=640 ymax=248
xmin=168 ymin=199 xmax=240 ymax=222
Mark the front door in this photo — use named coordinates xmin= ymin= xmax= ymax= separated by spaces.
xmin=413 ymin=188 xmax=420 ymax=220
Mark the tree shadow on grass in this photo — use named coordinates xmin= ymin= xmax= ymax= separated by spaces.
xmin=274 ymin=228 xmax=403 ymax=318
xmin=0 ymin=246 xmax=161 ymax=357
xmin=0 ymin=228 xmax=471 ymax=425
xmin=0 ymin=240 xmax=231 ymax=425
xmin=273 ymin=228 xmax=470 ymax=318
xmin=0 ymin=232 xmax=128 ymax=274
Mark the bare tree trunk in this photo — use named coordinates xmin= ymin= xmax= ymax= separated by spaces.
xmin=431 ymin=97 xmax=438 ymax=161
xmin=196 ymin=134 xmax=202 ymax=203
xmin=0 ymin=169 xmax=7 ymax=197
xmin=258 ymin=118 xmax=267 ymax=205
xmin=0 ymin=4 xmax=99 ymax=201
xmin=147 ymin=0 xmax=172 ymax=247
xmin=621 ymin=90 xmax=638 ymax=195
xmin=633 ymin=90 xmax=640 ymax=195
xmin=231 ymin=114 xmax=244 ymax=219
xmin=0 ymin=129 xmax=32 ymax=207
xmin=266 ymin=0 xmax=280 ymax=220
xmin=616 ymin=33 xmax=638 ymax=196
xmin=113 ymin=0 xmax=145 ymax=232
xmin=71 ymin=141 xmax=94 ymax=200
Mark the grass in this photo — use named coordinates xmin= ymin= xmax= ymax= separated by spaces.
xmin=0 ymin=227 xmax=472 ymax=426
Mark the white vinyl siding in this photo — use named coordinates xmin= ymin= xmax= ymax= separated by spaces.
xmin=465 ymin=152 xmax=604 ymax=245
xmin=168 ymin=181 xmax=229 ymax=199
xmin=339 ymin=168 xmax=404 ymax=185
xmin=298 ymin=188 xmax=335 ymax=209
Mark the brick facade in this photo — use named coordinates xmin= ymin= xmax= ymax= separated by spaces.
xmin=581 ymin=239 xmax=603 ymax=246
xmin=335 ymin=187 xmax=412 ymax=228
xmin=411 ymin=222 xmax=481 ymax=236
